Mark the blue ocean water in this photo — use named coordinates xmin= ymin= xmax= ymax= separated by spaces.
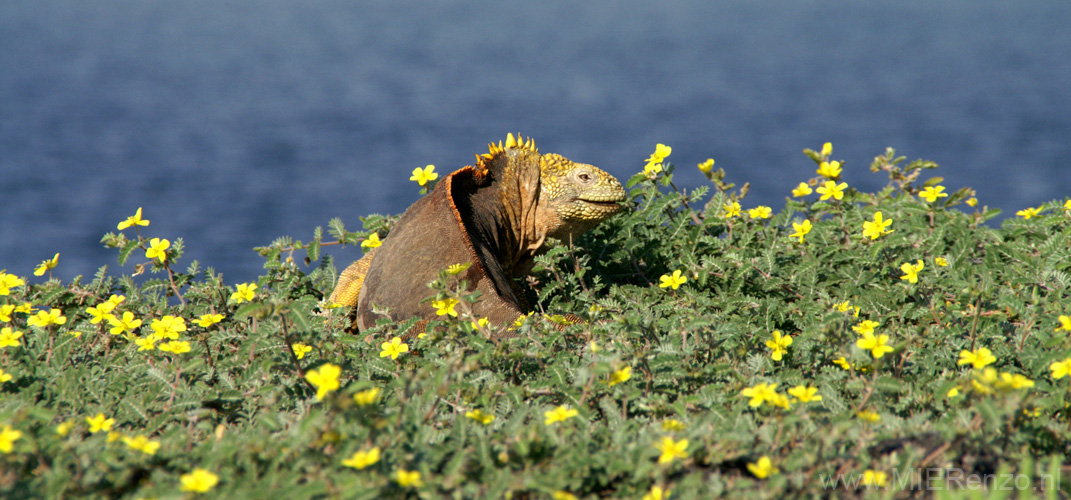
xmin=2 ymin=0 xmax=1069 ymax=283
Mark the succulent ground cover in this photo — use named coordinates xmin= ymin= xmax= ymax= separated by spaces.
xmin=1 ymin=144 xmax=1069 ymax=499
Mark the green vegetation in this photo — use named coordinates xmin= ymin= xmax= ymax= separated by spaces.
xmin=2 ymin=144 xmax=1070 ymax=499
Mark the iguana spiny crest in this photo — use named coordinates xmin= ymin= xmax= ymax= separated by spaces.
xmin=330 ymin=133 xmax=626 ymax=333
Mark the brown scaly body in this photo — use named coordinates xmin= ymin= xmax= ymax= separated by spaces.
xmin=330 ymin=134 xmax=626 ymax=333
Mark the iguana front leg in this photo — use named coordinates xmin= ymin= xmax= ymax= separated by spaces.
xmin=329 ymin=248 xmax=378 ymax=307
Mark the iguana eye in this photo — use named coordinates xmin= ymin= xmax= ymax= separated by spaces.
xmin=573 ymin=170 xmax=594 ymax=184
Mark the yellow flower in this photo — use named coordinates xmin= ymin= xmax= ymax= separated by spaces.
xmin=0 ymin=271 xmax=25 ymax=296
xmin=762 ymin=392 xmax=789 ymax=409
xmin=642 ymin=485 xmax=669 ymax=500
xmin=106 ymin=294 xmax=125 ymax=306
xmin=229 ymin=283 xmax=257 ymax=303
xmin=86 ymin=302 xmax=117 ymax=325
xmin=957 ymin=347 xmax=996 ymax=369
xmin=851 ymin=320 xmax=879 ymax=336
xmin=856 ymin=331 xmax=894 ymax=359
xmin=195 ymin=313 xmax=224 ymax=328
xmin=919 ymin=185 xmax=949 ymax=203
xmin=947 ymin=386 xmax=960 ymax=398
xmin=145 ymin=238 xmax=170 ymax=263
xmin=180 ymin=468 xmax=219 ymax=493
xmin=55 ymin=420 xmax=74 ymax=437
xmin=28 ymin=308 xmax=67 ymax=328
xmin=86 ymin=413 xmax=115 ymax=433
xmin=652 ymin=143 xmax=672 ymax=159
xmin=361 ymin=233 xmax=382 ymax=249
xmin=292 ymin=343 xmax=313 ymax=359
xmin=432 ymin=298 xmax=459 ymax=317
xmin=746 ymin=456 xmax=779 ymax=479
xmin=765 ymin=330 xmax=792 ymax=361
xmin=816 ymin=180 xmax=848 ymax=201
xmin=509 ymin=312 xmax=533 ymax=330
xmin=820 ymin=142 xmax=833 ymax=157
xmin=607 ymin=366 xmax=632 ymax=386
xmin=661 ymin=419 xmax=686 ymax=431
xmin=645 ymin=143 xmax=672 ymax=165
xmin=787 ymin=385 xmax=822 ymax=403
xmin=305 ymin=363 xmax=342 ymax=400
xmin=150 ymin=315 xmax=187 ymax=340
xmin=379 ymin=337 xmax=409 ymax=360
xmin=654 ymin=436 xmax=689 ymax=464
xmin=446 ymin=263 xmax=471 ymax=275
xmin=741 ymin=382 xmax=778 ymax=408
xmin=995 ymin=372 xmax=1034 ymax=391
xmin=122 ymin=435 xmax=161 ymax=455
xmin=643 ymin=161 xmax=663 ymax=177
xmin=158 ymin=340 xmax=191 ymax=354
xmin=856 ymin=410 xmax=881 ymax=423
xmin=831 ymin=355 xmax=856 ymax=372
xmin=935 ymin=257 xmax=949 ymax=267
xmin=899 ymin=260 xmax=924 ymax=284
xmin=863 ymin=470 xmax=888 ymax=487
xmin=552 ymin=492 xmax=577 ymax=500
xmin=1016 ymin=206 xmax=1043 ymax=219
xmin=722 ymin=201 xmax=741 ymax=218
xmin=342 ymin=447 xmax=381 ymax=470
xmin=1050 ymin=358 xmax=1071 ymax=380
xmin=14 ymin=303 xmax=34 ymax=314
xmin=971 ymin=368 xmax=1000 ymax=395
xmin=0 ymin=425 xmax=22 ymax=454
xmin=394 ymin=468 xmax=423 ymax=488
xmin=643 ymin=144 xmax=672 ymax=177
xmin=791 ymin=182 xmax=813 ymax=197
xmin=464 ymin=409 xmax=495 ymax=425
xmin=1055 ymin=315 xmax=1071 ymax=332
xmin=698 ymin=158 xmax=715 ymax=173
xmin=0 ymin=369 xmax=11 ymax=383
xmin=832 ymin=356 xmax=853 ymax=370
xmin=747 ymin=206 xmax=773 ymax=219
xmin=834 ymin=300 xmax=860 ymax=317
xmin=0 ymin=327 xmax=22 ymax=348
xmin=117 ymin=207 xmax=150 ymax=230
xmin=0 ymin=304 xmax=13 ymax=322
xmin=816 ymin=160 xmax=842 ymax=179
xmin=789 ymin=219 xmax=812 ymax=243
xmin=108 ymin=311 xmax=142 ymax=336
xmin=470 ymin=317 xmax=490 ymax=331
xmin=966 ymin=197 xmax=978 ymax=207
xmin=33 ymin=253 xmax=60 ymax=277
xmin=544 ymin=405 xmax=579 ymax=425
xmin=410 ymin=165 xmax=438 ymax=186
xmin=861 ymin=212 xmax=893 ymax=240
xmin=134 ymin=336 xmax=157 ymax=351
xmin=353 ymin=387 xmax=380 ymax=406
xmin=658 ymin=270 xmax=688 ymax=290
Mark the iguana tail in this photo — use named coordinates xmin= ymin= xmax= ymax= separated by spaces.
xmin=329 ymin=248 xmax=378 ymax=307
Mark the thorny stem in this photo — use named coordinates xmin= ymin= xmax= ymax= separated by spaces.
xmin=165 ymin=264 xmax=186 ymax=306
xmin=669 ymin=180 xmax=705 ymax=225
xmin=280 ymin=314 xmax=308 ymax=382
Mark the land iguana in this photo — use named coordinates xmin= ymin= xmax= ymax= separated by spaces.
xmin=329 ymin=133 xmax=626 ymax=332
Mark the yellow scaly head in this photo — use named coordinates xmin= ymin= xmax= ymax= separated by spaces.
xmin=474 ymin=133 xmax=627 ymax=240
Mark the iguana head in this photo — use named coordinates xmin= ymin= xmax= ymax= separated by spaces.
xmin=476 ymin=133 xmax=627 ymax=242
